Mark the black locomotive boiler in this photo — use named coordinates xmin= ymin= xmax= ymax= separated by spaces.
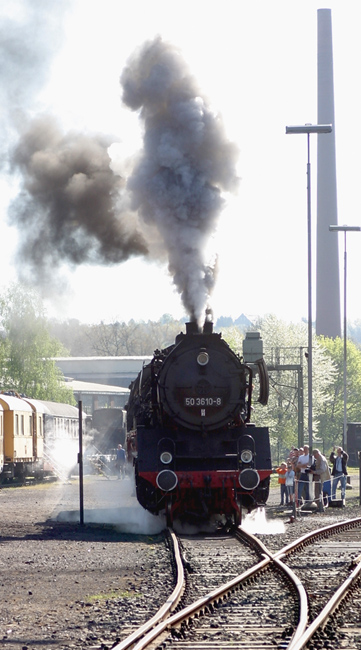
xmin=125 ymin=320 xmax=272 ymax=525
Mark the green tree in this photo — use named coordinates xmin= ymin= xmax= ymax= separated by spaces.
xmin=220 ymin=325 xmax=244 ymax=354
xmin=83 ymin=316 xmax=186 ymax=356
xmin=317 ymin=336 xmax=361 ymax=449
xmin=49 ymin=318 xmax=94 ymax=356
xmin=223 ymin=315 xmax=336 ymax=463
xmin=258 ymin=316 xmax=336 ymax=459
xmin=0 ymin=284 xmax=74 ymax=403
xmin=348 ymin=319 xmax=361 ymax=346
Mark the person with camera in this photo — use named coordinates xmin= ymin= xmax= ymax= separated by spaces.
xmin=329 ymin=446 xmax=349 ymax=501
xmin=296 ymin=444 xmax=311 ymax=505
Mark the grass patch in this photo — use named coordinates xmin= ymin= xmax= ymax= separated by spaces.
xmin=87 ymin=590 xmax=142 ymax=603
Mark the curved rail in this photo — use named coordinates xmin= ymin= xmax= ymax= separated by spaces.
xmin=288 ymin=548 xmax=361 ymax=650
xmin=115 ymin=517 xmax=361 ymax=650
xmin=129 ymin=555 xmax=272 ymax=650
xmin=274 ymin=516 xmax=361 ymax=559
xmin=112 ymin=529 xmax=184 ymax=650
xmin=130 ymin=525 xmax=308 ymax=650
xmin=238 ymin=518 xmax=361 ymax=649
xmin=237 ymin=525 xmax=309 ymax=647
xmin=275 ymin=516 xmax=361 ymax=649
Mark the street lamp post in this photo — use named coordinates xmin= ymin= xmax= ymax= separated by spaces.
xmin=329 ymin=225 xmax=361 ymax=450
xmin=285 ymin=124 xmax=332 ymax=456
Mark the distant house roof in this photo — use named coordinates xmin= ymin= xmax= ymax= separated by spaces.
xmin=54 ymin=356 xmax=151 ymax=389
xmin=234 ymin=313 xmax=256 ymax=327
xmin=63 ymin=378 xmax=130 ymax=396
xmin=54 ymin=356 xmax=151 ymax=365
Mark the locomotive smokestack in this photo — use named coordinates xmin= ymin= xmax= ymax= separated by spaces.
xmin=186 ymin=322 xmax=200 ymax=335
xmin=203 ymin=321 xmax=213 ymax=334
xmin=203 ymin=309 xmax=213 ymax=334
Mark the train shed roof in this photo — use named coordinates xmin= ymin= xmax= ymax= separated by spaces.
xmin=63 ymin=379 xmax=130 ymax=395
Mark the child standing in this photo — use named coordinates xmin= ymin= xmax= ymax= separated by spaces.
xmin=285 ymin=463 xmax=295 ymax=504
xmin=275 ymin=462 xmax=288 ymax=505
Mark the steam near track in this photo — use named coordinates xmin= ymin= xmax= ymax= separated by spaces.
xmin=4 ymin=3 xmax=239 ymax=321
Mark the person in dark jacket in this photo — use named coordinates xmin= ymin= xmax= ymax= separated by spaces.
xmin=116 ymin=444 xmax=126 ymax=479
xmin=329 ymin=446 xmax=348 ymax=500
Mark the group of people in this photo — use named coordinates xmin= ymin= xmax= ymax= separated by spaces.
xmin=275 ymin=445 xmax=349 ymax=507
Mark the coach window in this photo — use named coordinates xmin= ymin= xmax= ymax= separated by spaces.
xmin=21 ymin=414 xmax=24 ymax=435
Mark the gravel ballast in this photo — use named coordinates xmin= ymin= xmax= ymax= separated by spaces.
xmin=0 ymin=476 xmax=172 ymax=650
xmin=0 ymin=473 xmax=360 ymax=649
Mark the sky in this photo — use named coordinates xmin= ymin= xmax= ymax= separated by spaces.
xmin=1 ymin=0 xmax=361 ymax=326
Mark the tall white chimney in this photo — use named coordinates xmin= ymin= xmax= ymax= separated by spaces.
xmin=316 ymin=8 xmax=341 ymax=338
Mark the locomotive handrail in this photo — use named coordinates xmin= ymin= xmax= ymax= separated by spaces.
xmin=256 ymin=357 xmax=270 ymax=405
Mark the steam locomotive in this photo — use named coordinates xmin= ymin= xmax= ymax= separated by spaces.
xmin=125 ymin=320 xmax=272 ymax=525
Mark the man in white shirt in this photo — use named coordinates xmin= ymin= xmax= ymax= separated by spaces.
xmin=296 ymin=444 xmax=311 ymax=504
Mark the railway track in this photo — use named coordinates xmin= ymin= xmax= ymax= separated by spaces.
xmin=115 ymin=516 xmax=361 ymax=650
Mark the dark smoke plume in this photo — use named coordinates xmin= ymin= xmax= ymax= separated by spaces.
xmin=9 ymin=116 xmax=148 ymax=287
xmin=5 ymin=1 xmax=147 ymax=289
xmin=8 ymin=30 xmax=239 ymax=321
xmin=120 ymin=37 xmax=240 ymax=322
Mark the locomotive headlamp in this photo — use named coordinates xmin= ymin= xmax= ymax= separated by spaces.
xmin=240 ymin=449 xmax=253 ymax=464
xmin=197 ymin=350 xmax=209 ymax=366
xmin=160 ymin=451 xmax=173 ymax=464
xmin=156 ymin=470 xmax=178 ymax=492
xmin=239 ymin=468 xmax=260 ymax=490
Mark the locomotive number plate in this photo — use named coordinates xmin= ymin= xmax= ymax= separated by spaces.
xmin=184 ymin=397 xmax=223 ymax=407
